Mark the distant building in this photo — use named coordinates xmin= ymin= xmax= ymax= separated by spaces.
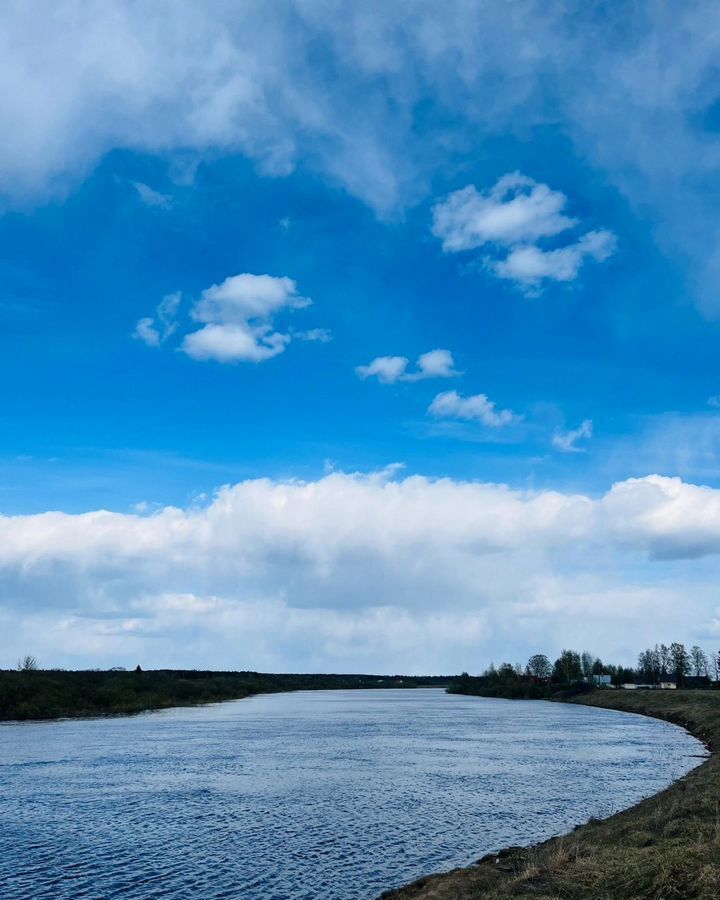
xmin=592 ymin=674 xmax=612 ymax=686
xmin=659 ymin=673 xmax=677 ymax=690
xmin=622 ymin=682 xmax=637 ymax=690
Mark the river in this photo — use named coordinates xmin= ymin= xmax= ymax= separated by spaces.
xmin=0 ymin=688 xmax=703 ymax=899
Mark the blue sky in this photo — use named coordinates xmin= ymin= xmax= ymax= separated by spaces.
xmin=3 ymin=2 xmax=720 ymax=673
xmin=2 ymin=141 xmax=714 ymax=512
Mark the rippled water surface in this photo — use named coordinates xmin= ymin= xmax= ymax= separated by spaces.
xmin=0 ymin=689 xmax=704 ymax=900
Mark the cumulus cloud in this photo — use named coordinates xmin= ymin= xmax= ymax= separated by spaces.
xmin=433 ymin=174 xmax=616 ymax=291
xmin=133 ymin=291 xmax=181 ymax=347
xmin=135 ymin=274 xmax=318 ymax=363
xmin=552 ymin=419 xmax=594 ymax=453
xmin=182 ymin=273 xmax=311 ymax=363
xmin=601 ymin=475 xmax=720 ymax=560
xmin=356 ymin=348 xmax=458 ymax=383
xmin=429 ymin=390 xmax=518 ymax=427
xmin=1 ymin=470 xmax=720 ymax=671
xmin=431 ymin=173 xmax=577 ymax=251
xmin=356 ymin=355 xmax=409 ymax=383
xmin=415 ymin=349 xmax=458 ymax=379
xmin=491 ymin=231 xmax=617 ymax=288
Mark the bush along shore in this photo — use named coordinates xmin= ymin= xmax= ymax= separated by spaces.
xmin=381 ymin=688 xmax=720 ymax=900
xmin=0 ymin=668 xmax=451 ymax=721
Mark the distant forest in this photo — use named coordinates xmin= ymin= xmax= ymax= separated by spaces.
xmin=450 ymin=642 xmax=720 ymax=700
xmin=3 ymin=640 xmax=717 ymax=721
xmin=0 ymin=665 xmax=451 ymax=721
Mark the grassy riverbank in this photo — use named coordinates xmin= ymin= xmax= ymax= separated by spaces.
xmin=381 ymin=690 xmax=720 ymax=900
xmin=0 ymin=669 xmax=450 ymax=721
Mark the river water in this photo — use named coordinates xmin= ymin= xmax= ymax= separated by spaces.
xmin=0 ymin=688 xmax=704 ymax=900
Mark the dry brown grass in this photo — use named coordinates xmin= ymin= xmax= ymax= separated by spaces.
xmin=380 ymin=691 xmax=720 ymax=900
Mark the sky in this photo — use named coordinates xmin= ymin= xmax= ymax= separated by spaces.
xmin=3 ymin=1 xmax=720 ymax=673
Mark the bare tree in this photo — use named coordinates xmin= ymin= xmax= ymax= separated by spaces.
xmin=690 ymin=645 xmax=708 ymax=677
xmin=670 ymin=643 xmax=690 ymax=686
xmin=16 ymin=655 xmax=38 ymax=672
xmin=658 ymin=643 xmax=672 ymax=674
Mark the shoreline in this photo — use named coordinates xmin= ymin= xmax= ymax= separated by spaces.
xmin=379 ymin=690 xmax=720 ymax=900
xmin=0 ymin=669 xmax=451 ymax=722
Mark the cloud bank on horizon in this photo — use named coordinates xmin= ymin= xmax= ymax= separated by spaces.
xmin=3 ymin=470 xmax=720 ymax=673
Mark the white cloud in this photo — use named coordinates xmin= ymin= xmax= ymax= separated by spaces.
xmin=135 ymin=275 xmax=318 ymax=364
xmin=356 ymin=356 xmax=411 ymax=383
xmin=552 ymin=419 xmax=593 ymax=453
xmin=0 ymin=5 xmax=719 ymax=307
xmin=429 ymin=390 xmax=518 ymax=427
xmin=133 ymin=317 xmax=161 ymax=348
xmin=601 ymin=474 xmax=720 ymax=560
xmin=357 ymin=348 xmax=457 ymax=383
xmin=294 ymin=327 xmax=333 ymax=343
xmin=2 ymin=470 xmax=720 ymax=671
xmin=132 ymin=181 xmax=172 ymax=209
xmin=133 ymin=291 xmax=181 ymax=347
xmin=182 ymin=323 xmax=291 ymax=363
xmin=183 ymin=274 xmax=311 ymax=363
xmin=491 ymin=230 xmax=617 ymax=288
xmin=414 ymin=349 xmax=458 ymax=379
xmin=431 ymin=173 xmax=577 ymax=251
xmin=433 ymin=174 xmax=616 ymax=292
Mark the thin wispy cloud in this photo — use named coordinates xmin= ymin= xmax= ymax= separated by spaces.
xmin=133 ymin=292 xmax=181 ymax=347
xmin=132 ymin=181 xmax=172 ymax=209
xmin=552 ymin=419 xmax=593 ymax=453
xmin=294 ymin=328 xmax=333 ymax=343
xmin=0 ymin=4 xmax=719 ymax=309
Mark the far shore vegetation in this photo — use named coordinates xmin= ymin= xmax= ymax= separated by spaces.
xmin=3 ymin=640 xmax=719 ymax=721
xmin=450 ymin=642 xmax=720 ymax=701
xmin=0 ymin=665 xmax=450 ymax=721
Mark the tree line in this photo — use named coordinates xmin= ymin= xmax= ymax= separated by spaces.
xmin=0 ymin=667 xmax=454 ymax=721
xmin=459 ymin=641 xmax=720 ymax=694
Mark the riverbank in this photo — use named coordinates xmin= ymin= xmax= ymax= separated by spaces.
xmin=0 ymin=669 xmax=451 ymax=720
xmin=380 ymin=690 xmax=720 ymax=900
